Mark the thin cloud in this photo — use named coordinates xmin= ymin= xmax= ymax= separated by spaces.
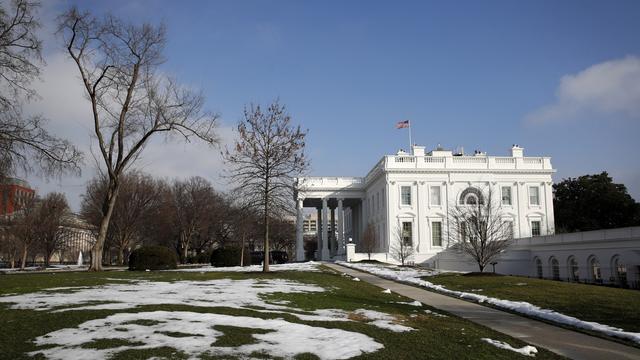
xmin=525 ymin=56 xmax=640 ymax=124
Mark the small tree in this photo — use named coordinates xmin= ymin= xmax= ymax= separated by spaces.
xmin=446 ymin=187 xmax=513 ymax=272
xmin=361 ymin=222 xmax=376 ymax=260
xmin=58 ymin=8 xmax=218 ymax=270
xmin=9 ymin=196 xmax=38 ymax=269
xmin=36 ymin=193 xmax=69 ymax=267
xmin=390 ymin=224 xmax=414 ymax=266
xmin=223 ymin=101 xmax=308 ymax=272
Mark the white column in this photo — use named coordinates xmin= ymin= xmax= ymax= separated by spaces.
xmin=330 ymin=206 xmax=336 ymax=256
xmin=321 ymin=198 xmax=330 ymax=260
xmin=316 ymin=207 xmax=322 ymax=260
xmin=337 ymin=198 xmax=344 ymax=255
xmin=295 ymin=198 xmax=304 ymax=261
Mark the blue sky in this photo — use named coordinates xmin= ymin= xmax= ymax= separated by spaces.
xmin=27 ymin=0 xmax=640 ymax=209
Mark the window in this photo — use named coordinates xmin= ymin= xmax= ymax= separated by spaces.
xmin=590 ymin=257 xmax=601 ymax=282
xmin=568 ymin=256 xmax=579 ymax=282
xmin=504 ymin=220 xmax=514 ymax=239
xmin=432 ymin=221 xmax=442 ymax=246
xmin=401 ymin=222 xmax=412 ymax=245
xmin=465 ymin=194 xmax=478 ymax=205
xmin=612 ymin=256 xmax=628 ymax=286
xmin=401 ymin=186 xmax=411 ymax=205
xmin=550 ymin=257 xmax=560 ymax=280
xmin=535 ymin=258 xmax=543 ymax=278
xmin=531 ymin=221 xmax=541 ymax=236
xmin=529 ymin=186 xmax=540 ymax=206
xmin=459 ymin=221 xmax=467 ymax=242
xmin=501 ymin=186 xmax=512 ymax=205
xmin=430 ymin=186 xmax=441 ymax=206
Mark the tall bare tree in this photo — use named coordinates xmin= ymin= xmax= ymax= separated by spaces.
xmin=445 ymin=187 xmax=513 ymax=272
xmin=0 ymin=0 xmax=81 ymax=178
xmin=8 ymin=195 xmax=38 ymax=269
xmin=223 ymin=101 xmax=308 ymax=272
xmin=58 ymin=8 xmax=218 ymax=271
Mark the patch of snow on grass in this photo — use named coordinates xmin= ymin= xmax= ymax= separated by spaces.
xmin=0 ymin=278 xmax=325 ymax=313
xmin=382 ymin=289 xmax=392 ymax=294
xmin=424 ymin=309 xmax=448 ymax=318
xmin=354 ymin=309 xmax=414 ymax=332
xmin=174 ymin=261 xmax=322 ymax=273
xmin=337 ymin=261 xmax=640 ymax=344
xmin=481 ymin=338 xmax=538 ymax=357
xmin=30 ymin=311 xmax=383 ymax=360
xmin=396 ymin=301 xmax=422 ymax=307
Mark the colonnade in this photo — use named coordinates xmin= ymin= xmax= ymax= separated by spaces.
xmin=295 ymin=197 xmax=363 ymax=261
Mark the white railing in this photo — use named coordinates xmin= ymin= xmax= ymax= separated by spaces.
xmin=380 ymin=155 xmax=551 ymax=171
xmin=298 ymin=176 xmax=365 ymax=189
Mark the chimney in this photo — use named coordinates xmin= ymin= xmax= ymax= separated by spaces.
xmin=511 ymin=144 xmax=523 ymax=157
xmin=412 ymin=145 xmax=425 ymax=157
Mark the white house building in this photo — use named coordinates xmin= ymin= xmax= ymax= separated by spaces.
xmin=294 ymin=144 xmax=555 ymax=264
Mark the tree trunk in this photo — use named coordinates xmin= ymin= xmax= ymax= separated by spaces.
xmin=478 ymin=264 xmax=485 ymax=272
xmin=118 ymin=247 xmax=125 ymax=266
xmin=20 ymin=245 xmax=28 ymax=270
xmin=240 ymin=233 xmax=245 ymax=267
xmin=90 ymin=182 xmax=120 ymax=272
xmin=263 ymin=199 xmax=270 ymax=272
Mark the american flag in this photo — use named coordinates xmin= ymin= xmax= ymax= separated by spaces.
xmin=396 ymin=120 xmax=410 ymax=129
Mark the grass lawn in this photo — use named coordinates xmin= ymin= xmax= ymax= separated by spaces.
xmin=427 ymin=273 xmax=640 ymax=333
xmin=0 ymin=266 xmax=565 ymax=360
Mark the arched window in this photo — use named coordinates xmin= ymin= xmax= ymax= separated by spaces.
xmin=612 ymin=255 xmax=627 ymax=287
xmin=534 ymin=257 xmax=543 ymax=279
xmin=589 ymin=256 xmax=601 ymax=282
xmin=549 ymin=256 xmax=560 ymax=280
xmin=567 ymin=256 xmax=579 ymax=282
xmin=459 ymin=187 xmax=485 ymax=205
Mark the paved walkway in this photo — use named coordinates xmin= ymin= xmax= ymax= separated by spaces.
xmin=325 ymin=263 xmax=640 ymax=360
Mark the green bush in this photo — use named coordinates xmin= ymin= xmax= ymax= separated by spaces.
xmin=128 ymin=246 xmax=178 ymax=271
xmin=210 ymin=247 xmax=251 ymax=267
xmin=187 ymin=250 xmax=213 ymax=264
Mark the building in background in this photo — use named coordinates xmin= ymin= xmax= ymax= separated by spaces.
xmin=0 ymin=178 xmax=35 ymax=217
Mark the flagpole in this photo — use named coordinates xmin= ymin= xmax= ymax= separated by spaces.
xmin=408 ymin=120 xmax=412 ymax=150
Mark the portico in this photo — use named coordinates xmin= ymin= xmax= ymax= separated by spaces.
xmin=294 ymin=177 xmax=365 ymax=261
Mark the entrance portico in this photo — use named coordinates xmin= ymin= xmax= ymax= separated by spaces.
xmin=294 ymin=177 xmax=365 ymax=261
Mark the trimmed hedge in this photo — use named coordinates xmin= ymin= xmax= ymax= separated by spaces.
xmin=210 ymin=247 xmax=251 ymax=267
xmin=128 ymin=246 xmax=178 ymax=271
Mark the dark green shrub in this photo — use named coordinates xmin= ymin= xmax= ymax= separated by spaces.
xmin=210 ymin=247 xmax=251 ymax=267
xmin=187 ymin=250 xmax=213 ymax=264
xmin=128 ymin=246 xmax=178 ymax=271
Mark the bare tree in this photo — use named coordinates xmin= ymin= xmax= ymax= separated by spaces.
xmin=223 ymin=101 xmax=308 ymax=272
xmin=8 ymin=195 xmax=38 ymax=269
xmin=58 ymin=9 xmax=218 ymax=270
xmin=390 ymin=223 xmax=414 ymax=266
xmin=445 ymin=187 xmax=513 ymax=272
xmin=169 ymin=177 xmax=218 ymax=263
xmin=361 ymin=222 xmax=376 ymax=260
xmin=36 ymin=193 xmax=69 ymax=267
xmin=81 ymin=171 xmax=161 ymax=265
xmin=0 ymin=0 xmax=81 ymax=178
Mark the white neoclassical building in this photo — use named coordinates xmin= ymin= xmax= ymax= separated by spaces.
xmin=294 ymin=144 xmax=555 ymax=264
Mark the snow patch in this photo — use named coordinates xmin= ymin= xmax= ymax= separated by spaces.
xmin=354 ymin=309 xmax=414 ymax=332
xmin=30 ymin=311 xmax=383 ymax=360
xmin=382 ymin=289 xmax=392 ymax=294
xmin=481 ymin=338 xmax=538 ymax=357
xmin=337 ymin=261 xmax=640 ymax=344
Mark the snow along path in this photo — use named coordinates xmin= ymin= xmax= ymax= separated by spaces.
xmin=337 ymin=261 xmax=640 ymax=345
xmin=30 ymin=311 xmax=383 ymax=360
xmin=328 ymin=262 xmax=640 ymax=360
xmin=173 ymin=261 xmax=322 ymax=273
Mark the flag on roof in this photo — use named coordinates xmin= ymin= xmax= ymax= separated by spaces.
xmin=396 ymin=120 xmax=410 ymax=129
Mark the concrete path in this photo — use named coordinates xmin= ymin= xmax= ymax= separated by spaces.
xmin=325 ymin=263 xmax=640 ymax=360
